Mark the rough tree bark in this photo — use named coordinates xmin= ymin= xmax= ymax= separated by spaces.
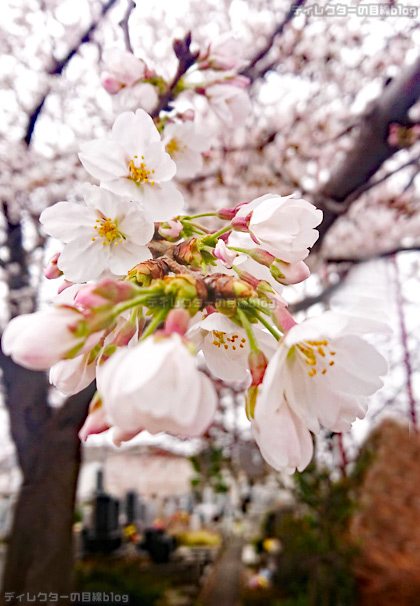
xmin=0 ymin=358 xmax=95 ymax=605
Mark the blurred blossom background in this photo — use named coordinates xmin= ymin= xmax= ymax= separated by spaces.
xmin=0 ymin=0 xmax=420 ymax=604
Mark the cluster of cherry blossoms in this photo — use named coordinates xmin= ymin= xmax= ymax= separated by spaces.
xmin=2 ymin=33 xmax=389 ymax=474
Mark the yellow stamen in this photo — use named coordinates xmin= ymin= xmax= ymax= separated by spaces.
xmin=297 ymin=339 xmax=337 ymax=378
xmin=93 ymin=216 xmax=125 ymax=246
xmin=128 ymin=157 xmax=155 ymax=186
xmin=212 ymin=331 xmax=244 ymax=352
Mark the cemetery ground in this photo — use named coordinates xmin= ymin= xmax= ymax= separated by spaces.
xmin=2 ymin=419 xmax=420 ymax=605
xmin=71 ymin=420 xmax=420 ymax=606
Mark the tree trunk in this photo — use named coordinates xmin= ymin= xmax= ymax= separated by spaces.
xmin=0 ymin=353 xmax=94 ymax=605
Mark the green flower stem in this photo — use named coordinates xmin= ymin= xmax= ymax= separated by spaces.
xmin=179 ymin=219 xmax=208 ymax=235
xmin=228 ymin=246 xmax=251 ymax=255
xmin=202 ymin=225 xmax=232 ymax=244
xmin=246 ymin=306 xmax=282 ymax=341
xmin=140 ymin=307 xmax=170 ymax=341
xmin=245 ymin=297 xmax=274 ymax=316
xmin=112 ymin=294 xmax=159 ymax=318
xmin=236 ymin=307 xmax=259 ymax=353
xmin=181 ymin=212 xmax=218 ymax=220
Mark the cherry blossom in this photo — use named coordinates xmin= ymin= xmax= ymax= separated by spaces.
xmin=101 ymin=48 xmax=147 ymax=92
xmin=188 ymin=312 xmax=276 ymax=381
xmin=95 ymin=333 xmax=217 ymax=441
xmin=234 ymin=194 xmax=323 ymax=263
xmin=40 ymin=184 xmax=154 ymax=283
xmin=258 ymin=311 xmax=388 ymax=441
xmin=49 ymin=354 xmax=97 ymax=396
xmin=252 ymin=395 xmax=313 ymax=474
xmin=78 ymin=110 xmax=184 ymax=221
xmin=205 ymin=83 xmax=252 ymax=127
xmin=2 ymin=306 xmax=94 ymax=371
xmin=162 ymin=121 xmax=211 ymax=179
xmin=198 ymin=34 xmax=246 ymax=71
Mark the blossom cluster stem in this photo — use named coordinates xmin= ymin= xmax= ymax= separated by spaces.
xmin=181 ymin=212 xmax=218 ymax=220
xmin=202 ymin=225 xmax=232 ymax=244
xmin=179 ymin=218 xmax=208 ymax=234
xmin=245 ymin=305 xmax=282 ymax=341
xmin=111 ymin=293 xmax=157 ymax=318
xmin=236 ymin=307 xmax=259 ymax=353
xmin=140 ymin=307 xmax=170 ymax=340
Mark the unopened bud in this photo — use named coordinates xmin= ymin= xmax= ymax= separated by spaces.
xmin=101 ymin=74 xmax=123 ymax=94
xmin=173 ymin=238 xmax=203 ymax=268
xmin=233 ymin=267 xmax=261 ymax=291
xmin=75 ymin=279 xmax=138 ymax=309
xmin=248 ymin=248 xmax=276 ymax=267
xmin=44 ymin=253 xmax=63 ymax=280
xmin=232 ymin=214 xmax=251 ymax=232
xmin=164 ymin=309 xmax=191 ymax=335
xmin=57 ymin=279 xmax=74 ymax=294
xmin=249 ymin=350 xmax=268 ymax=387
xmin=272 ymin=305 xmax=297 ymax=333
xmin=111 ymin=319 xmax=139 ymax=347
xmin=233 ymin=279 xmax=255 ymax=298
xmin=270 ymin=260 xmax=310 ymax=285
xmin=217 ymin=208 xmax=237 ymax=220
xmin=129 ymin=259 xmax=168 ymax=286
xmin=159 ymin=219 xmax=183 ymax=239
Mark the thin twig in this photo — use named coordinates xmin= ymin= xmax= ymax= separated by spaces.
xmin=119 ymin=0 xmax=135 ymax=53
xmin=24 ymin=0 xmax=119 ymax=145
xmin=151 ymin=32 xmax=199 ymax=118
xmin=240 ymin=0 xmax=307 ymax=82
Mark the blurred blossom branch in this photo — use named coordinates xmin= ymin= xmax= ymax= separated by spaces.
xmin=240 ymin=0 xmax=308 ymax=82
xmin=119 ymin=0 xmax=136 ymax=54
xmin=24 ymin=0 xmax=120 ymax=145
xmin=315 ymin=55 xmax=420 ymax=246
xmin=150 ymin=32 xmax=199 ymax=118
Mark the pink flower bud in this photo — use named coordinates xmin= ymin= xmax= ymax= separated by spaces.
xmin=270 ymin=260 xmax=310 ymax=285
xmin=79 ymin=403 xmax=110 ymax=442
xmin=2 ymin=306 xmax=88 ymax=370
xmin=248 ymin=248 xmax=276 ymax=268
xmin=101 ymin=74 xmax=124 ymax=94
xmin=111 ymin=320 xmax=139 ymax=347
xmin=249 ymin=350 xmax=268 ymax=387
xmin=44 ymin=253 xmax=63 ymax=279
xmin=232 ymin=214 xmax=251 ymax=232
xmin=75 ymin=279 xmax=138 ymax=309
xmin=272 ymin=305 xmax=297 ymax=333
xmin=164 ymin=309 xmax=191 ymax=336
xmin=158 ymin=220 xmax=183 ymax=239
xmin=217 ymin=208 xmax=237 ymax=220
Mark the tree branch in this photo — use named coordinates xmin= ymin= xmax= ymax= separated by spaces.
xmin=240 ymin=0 xmax=307 ymax=82
xmin=119 ymin=0 xmax=135 ymax=53
xmin=150 ymin=32 xmax=199 ymax=118
xmin=315 ymin=55 xmax=420 ymax=246
xmin=24 ymin=0 xmax=120 ymax=146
